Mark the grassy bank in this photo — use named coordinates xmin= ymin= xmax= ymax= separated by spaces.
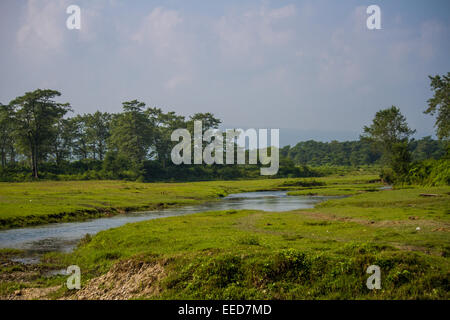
xmin=1 ymin=179 xmax=447 ymax=299
xmin=286 ymin=175 xmax=383 ymax=196
xmin=56 ymin=185 xmax=449 ymax=299
xmin=0 ymin=175 xmax=379 ymax=229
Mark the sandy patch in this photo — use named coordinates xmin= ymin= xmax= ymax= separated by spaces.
xmin=66 ymin=259 xmax=166 ymax=300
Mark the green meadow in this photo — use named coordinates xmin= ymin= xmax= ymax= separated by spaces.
xmin=0 ymin=174 xmax=448 ymax=299
xmin=0 ymin=174 xmax=379 ymax=229
xmin=0 ymin=178 xmax=293 ymax=229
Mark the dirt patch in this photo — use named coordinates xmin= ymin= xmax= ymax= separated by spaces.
xmin=66 ymin=259 xmax=167 ymax=300
xmin=6 ymin=286 xmax=61 ymax=300
xmin=391 ymin=244 xmax=447 ymax=256
xmin=0 ymin=259 xmax=43 ymax=283
xmin=0 ymin=256 xmax=66 ymax=300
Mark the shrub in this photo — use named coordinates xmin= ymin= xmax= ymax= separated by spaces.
xmin=405 ymin=159 xmax=450 ymax=186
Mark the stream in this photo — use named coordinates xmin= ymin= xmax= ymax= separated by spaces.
xmin=0 ymin=191 xmax=337 ymax=258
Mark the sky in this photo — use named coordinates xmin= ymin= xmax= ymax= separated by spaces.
xmin=1 ymin=0 xmax=449 ymax=146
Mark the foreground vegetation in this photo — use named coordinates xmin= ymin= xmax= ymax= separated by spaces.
xmin=0 ymin=175 xmax=448 ymax=300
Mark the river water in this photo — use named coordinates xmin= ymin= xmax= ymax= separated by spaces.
xmin=0 ymin=191 xmax=335 ymax=255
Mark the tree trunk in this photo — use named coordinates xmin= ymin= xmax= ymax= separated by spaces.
xmin=0 ymin=146 xmax=5 ymax=167
xmin=31 ymin=143 xmax=38 ymax=179
xmin=9 ymin=146 xmax=15 ymax=164
xmin=99 ymin=143 xmax=104 ymax=161
xmin=30 ymin=148 xmax=34 ymax=177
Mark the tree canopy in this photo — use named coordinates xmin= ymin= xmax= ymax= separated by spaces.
xmin=9 ymin=89 xmax=71 ymax=178
xmin=0 ymin=81 xmax=448 ymax=183
xmin=425 ymin=72 xmax=450 ymax=141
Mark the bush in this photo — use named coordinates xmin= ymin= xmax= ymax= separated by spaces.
xmin=237 ymin=235 xmax=260 ymax=246
xmin=405 ymin=159 xmax=450 ymax=186
xmin=268 ymin=249 xmax=311 ymax=281
xmin=380 ymin=167 xmax=395 ymax=184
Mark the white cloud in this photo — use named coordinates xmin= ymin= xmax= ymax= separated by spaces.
xmin=264 ymin=4 xmax=296 ymax=20
xmin=16 ymin=0 xmax=67 ymax=52
xmin=417 ymin=20 xmax=445 ymax=59
xmin=164 ymin=74 xmax=191 ymax=90
xmin=132 ymin=7 xmax=184 ymax=60
xmin=119 ymin=6 xmax=201 ymax=93
xmin=215 ymin=4 xmax=296 ymax=63
xmin=388 ymin=20 xmax=447 ymax=62
xmin=3 ymin=1 xmax=447 ymax=137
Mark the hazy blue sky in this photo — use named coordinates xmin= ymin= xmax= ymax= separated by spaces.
xmin=1 ymin=0 xmax=449 ymax=145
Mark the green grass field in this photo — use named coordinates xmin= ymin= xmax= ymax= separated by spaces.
xmin=0 ymin=175 xmax=448 ymax=300
xmin=0 ymin=175 xmax=379 ymax=229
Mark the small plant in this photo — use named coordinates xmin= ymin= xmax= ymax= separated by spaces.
xmin=237 ymin=235 xmax=260 ymax=246
xmin=78 ymin=233 xmax=93 ymax=247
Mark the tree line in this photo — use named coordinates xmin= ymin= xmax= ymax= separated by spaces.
xmin=0 ymin=91 xmax=311 ymax=182
xmin=281 ymin=137 xmax=446 ymax=167
xmin=359 ymin=73 xmax=449 ymax=184
xmin=0 ymin=72 xmax=448 ymax=184
xmin=282 ymin=73 xmax=449 ymax=185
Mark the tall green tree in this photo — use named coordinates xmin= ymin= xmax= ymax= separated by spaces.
xmin=410 ymin=136 xmax=446 ymax=161
xmin=362 ymin=106 xmax=415 ymax=176
xmin=108 ymin=100 xmax=154 ymax=169
xmin=71 ymin=115 xmax=90 ymax=160
xmin=51 ymin=118 xmax=76 ymax=165
xmin=425 ymin=72 xmax=450 ymax=141
xmin=85 ymin=111 xmax=112 ymax=161
xmin=147 ymin=108 xmax=186 ymax=168
xmin=187 ymin=112 xmax=222 ymax=163
xmin=9 ymin=89 xmax=71 ymax=178
xmin=187 ymin=112 xmax=221 ymax=132
xmin=0 ymin=103 xmax=15 ymax=167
